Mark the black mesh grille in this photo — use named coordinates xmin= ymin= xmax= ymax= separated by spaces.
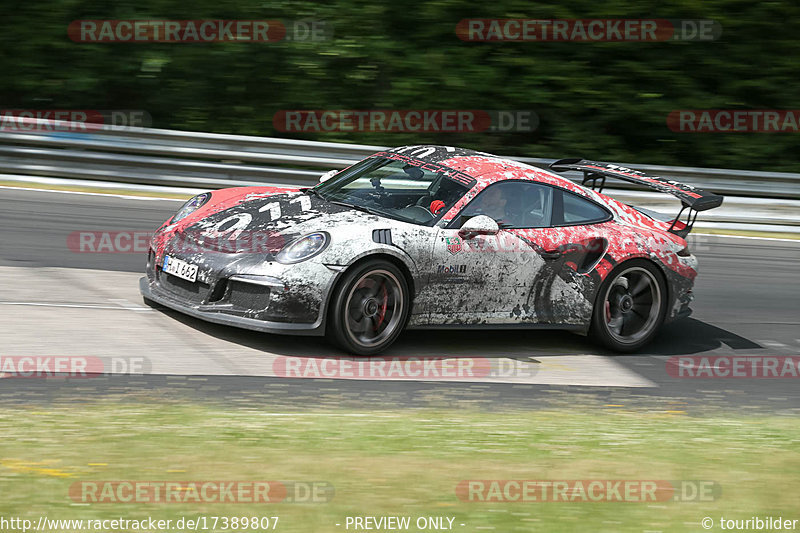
xmin=228 ymin=281 xmax=270 ymax=311
xmin=159 ymin=272 xmax=210 ymax=304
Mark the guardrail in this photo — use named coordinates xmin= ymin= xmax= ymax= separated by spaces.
xmin=1 ymin=118 xmax=799 ymax=199
xmin=0 ymin=118 xmax=798 ymax=233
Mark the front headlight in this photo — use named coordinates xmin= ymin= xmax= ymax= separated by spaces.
xmin=172 ymin=193 xmax=211 ymax=223
xmin=276 ymin=232 xmax=329 ymax=264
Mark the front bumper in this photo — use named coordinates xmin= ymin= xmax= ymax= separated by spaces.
xmin=139 ymin=249 xmax=336 ymax=336
xmin=140 ymin=277 xmax=325 ymax=335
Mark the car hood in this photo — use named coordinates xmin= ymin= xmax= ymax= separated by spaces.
xmin=176 ymin=191 xmax=383 ymax=254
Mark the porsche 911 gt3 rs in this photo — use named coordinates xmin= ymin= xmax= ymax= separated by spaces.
xmin=139 ymin=145 xmax=723 ymax=355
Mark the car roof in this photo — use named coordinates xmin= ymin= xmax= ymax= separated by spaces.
xmin=385 ymin=144 xmax=585 ymax=193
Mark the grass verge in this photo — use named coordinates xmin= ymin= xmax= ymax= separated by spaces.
xmin=0 ymin=401 xmax=798 ymax=532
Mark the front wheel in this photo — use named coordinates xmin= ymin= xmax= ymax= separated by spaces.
xmin=590 ymin=260 xmax=667 ymax=352
xmin=326 ymin=260 xmax=410 ymax=355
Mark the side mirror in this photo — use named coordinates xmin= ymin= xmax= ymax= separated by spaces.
xmin=318 ymin=169 xmax=338 ymax=183
xmin=458 ymin=215 xmax=499 ymax=239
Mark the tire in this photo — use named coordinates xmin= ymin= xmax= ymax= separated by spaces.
xmin=326 ymin=259 xmax=410 ymax=355
xmin=590 ymin=259 xmax=667 ymax=353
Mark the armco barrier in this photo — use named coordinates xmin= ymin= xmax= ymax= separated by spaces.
xmin=0 ymin=117 xmax=798 ymax=232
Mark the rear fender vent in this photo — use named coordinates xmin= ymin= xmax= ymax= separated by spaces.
xmin=576 ymin=237 xmax=608 ymax=274
xmin=372 ymin=229 xmax=393 ymax=245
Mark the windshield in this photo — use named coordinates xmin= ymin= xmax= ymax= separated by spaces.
xmin=313 ymin=157 xmax=471 ymax=226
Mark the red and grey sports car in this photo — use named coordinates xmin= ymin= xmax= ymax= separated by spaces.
xmin=140 ymin=145 xmax=723 ymax=355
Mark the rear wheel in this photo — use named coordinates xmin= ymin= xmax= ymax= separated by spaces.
xmin=326 ymin=259 xmax=409 ymax=355
xmin=590 ymin=260 xmax=667 ymax=352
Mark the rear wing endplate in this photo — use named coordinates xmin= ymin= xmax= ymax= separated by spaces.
xmin=550 ymin=158 xmax=724 ymax=237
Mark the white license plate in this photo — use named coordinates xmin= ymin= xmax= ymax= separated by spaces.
xmin=162 ymin=255 xmax=198 ymax=283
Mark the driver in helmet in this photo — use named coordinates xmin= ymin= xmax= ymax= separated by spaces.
xmin=470 ymin=184 xmax=520 ymax=227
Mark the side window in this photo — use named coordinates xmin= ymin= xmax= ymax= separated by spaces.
xmin=454 ymin=181 xmax=553 ymax=229
xmin=555 ymin=190 xmax=611 ymax=226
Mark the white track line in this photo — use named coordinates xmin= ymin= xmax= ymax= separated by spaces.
xmin=0 ymin=184 xmax=184 ymax=202
xmin=0 ymin=301 xmax=152 ymax=311
xmin=109 ymin=298 xmax=151 ymax=312
xmin=0 ymin=173 xmax=205 ymax=194
xmin=693 ymin=233 xmax=800 ymax=243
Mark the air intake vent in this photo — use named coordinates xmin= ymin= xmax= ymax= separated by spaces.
xmin=576 ymin=238 xmax=608 ymax=274
xmin=372 ymin=229 xmax=393 ymax=245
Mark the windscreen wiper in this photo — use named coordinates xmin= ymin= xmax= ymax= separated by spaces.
xmin=326 ymin=199 xmax=384 ymax=217
xmin=304 ymin=188 xmax=326 ymax=200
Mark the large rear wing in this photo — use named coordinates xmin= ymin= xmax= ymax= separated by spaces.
xmin=550 ymin=158 xmax=724 ymax=237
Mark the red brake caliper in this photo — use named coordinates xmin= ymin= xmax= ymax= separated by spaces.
xmin=374 ymin=283 xmax=388 ymax=331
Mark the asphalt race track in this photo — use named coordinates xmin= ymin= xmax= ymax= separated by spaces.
xmin=1 ymin=187 xmax=799 ymax=411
